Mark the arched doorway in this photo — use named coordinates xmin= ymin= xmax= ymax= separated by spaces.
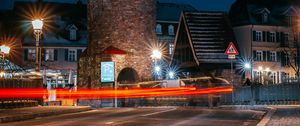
xmin=117 ymin=67 xmax=139 ymax=84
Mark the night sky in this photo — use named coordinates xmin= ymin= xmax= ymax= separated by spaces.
xmin=3 ymin=0 xmax=236 ymax=11
xmin=159 ymin=0 xmax=236 ymax=11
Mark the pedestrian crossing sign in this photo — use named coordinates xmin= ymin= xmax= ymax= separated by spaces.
xmin=225 ymin=42 xmax=239 ymax=55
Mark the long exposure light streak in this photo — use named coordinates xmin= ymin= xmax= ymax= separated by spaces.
xmin=0 ymin=87 xmax=232 ymax=99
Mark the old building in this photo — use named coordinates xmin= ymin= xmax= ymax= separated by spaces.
xmin=156 ymin=3 xmax=197 ymax=56
xmin=78 ymin=0 xmax=156 ymax=88
xmin=229 ymin=0 xmax=300 ymax=84
xmin=0 ymin=1 xmax=87 ymax=87
xmin=171 ymin=11 xmax=240 ymax=83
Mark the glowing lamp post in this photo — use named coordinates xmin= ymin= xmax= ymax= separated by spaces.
xmin=0 ymin=45 xmax=10 ymax=78
xmin=151 ymin=49 xmax=162 ymax=80
xmin=32 ymin=19 xmax=43 ymax=72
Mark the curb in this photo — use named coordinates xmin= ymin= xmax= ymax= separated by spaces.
xmin=0 ymin=106 xmax=92 ymax=123
xmin=256 ymin=107 xmax=276 ymax=126
xmin=219 ymin=105 xmax=276 ymax=126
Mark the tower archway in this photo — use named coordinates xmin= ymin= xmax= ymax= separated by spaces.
xmin=117 ymin=67 xmax=139 ymax=84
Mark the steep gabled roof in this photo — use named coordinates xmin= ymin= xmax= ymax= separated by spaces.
xmin=172 ymin=12 xmax=237 ymax=66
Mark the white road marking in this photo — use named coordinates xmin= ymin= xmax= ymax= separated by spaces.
xmin=141 ymin=108 xmax=177 ymax=117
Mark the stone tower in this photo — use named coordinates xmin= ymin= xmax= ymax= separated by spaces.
xmin=78 ymin=0 xmax=156 ymax=87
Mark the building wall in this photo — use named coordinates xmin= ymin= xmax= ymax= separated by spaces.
xmin=78 ymin=0 xmax=156 ymax=87
xmin=233 ymin=25 xmax=298 ymax=84
xmin=22 ymin=47 xmax=86 ymax=70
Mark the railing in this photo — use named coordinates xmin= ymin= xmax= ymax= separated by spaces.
xmin=220 ymin=83 xmax=300 ymax=105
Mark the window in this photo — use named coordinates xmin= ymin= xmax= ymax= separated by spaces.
xmin=262 ymin=13 xmax=268 ymax=23
xmin=70 ymin=29 xmax=77 ymax=40
xmin=68 ymin=50 xmax=76 ymax=62
xmin=169 ymin=43 xmax=174 ymax=55
xmin=270 ymin=32 xmax=276 ymax=42
xmin=270 ymin=51 xmax=276 ymax=62
xmin=287 ymin=16 xmax=295 ymax=26
xmin=168 ymin=25 xmax=174 ymax=35
xmin=256 ymin=51 xmax=263 ymax=61
xmin=28 ymin=49 xmax=36 ymax=61
xmin=256 ymin=31 xmax=262 ymax=41
xmin=156 ymin=24 xmax=162 ymax=34
xmin=284 ymin=33 xmax=289 ymax=42
xmin=45 ymin=49 xmax=54 ymax=61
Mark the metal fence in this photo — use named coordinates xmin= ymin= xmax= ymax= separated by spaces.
xmin=220 ymin=83 xmax=300 ymax=105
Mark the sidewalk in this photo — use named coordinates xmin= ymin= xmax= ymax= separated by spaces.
xmin=0 ymin=106 xmax=92 ymax=123
xmin=220 ymin=105 xmax=300 ymax=126
xmin=266 ymin=105 xmax=300 ymax=126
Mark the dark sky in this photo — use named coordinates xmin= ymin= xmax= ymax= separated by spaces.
xmin=2 ymin=0 xmax=236 ymax=11
xmin=159 ymin=0 xmax=236 ymax=11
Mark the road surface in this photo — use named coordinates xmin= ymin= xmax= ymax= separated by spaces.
xmin=1 ymin=107 xmax=263 ymax=126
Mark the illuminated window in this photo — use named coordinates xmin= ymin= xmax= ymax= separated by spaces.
xmin=270 ymin=32 xmax=276 ymax=42
xmin=45 ymin=49 xmax=54 ymax=61
xmin=28 ymin=49 xmax=36 ymax=61
xmin=156 ymin=24 xmax=162 ymax=34
xmin=168 ymin=25 xmax=174 ymax=35
xmin=262 ymin=13 xmax=268 ymax=23
xmin=270 ymin=51 xmax=276 ymax=62
xmin=70 ymin=29 xmax=77 ymax=40
xmin=256 ymin=51 xmax=263 ymax=61
xmin=256 ymin=31 xmax=262 ymax=41
xmin=68 ymin=49 xmax=76 ymax=62
xmin=169 ymin=43 xmax=174 ymax=55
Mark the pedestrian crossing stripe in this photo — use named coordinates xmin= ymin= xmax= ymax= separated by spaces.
xmin=225 ymin=42 xmax=239 ymax=55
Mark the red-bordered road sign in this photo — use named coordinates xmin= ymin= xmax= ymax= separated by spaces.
xmin=225 ymin=42 xmax=239 ymax=55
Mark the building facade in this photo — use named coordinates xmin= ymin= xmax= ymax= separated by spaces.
xmin=229 ymin=0 xmax=300 ymax=84
xmin=156 ymin=3 xmax=197 ymax=57
xmin=171 ymin=11 xmax=241 ymax=84
xmin=78 ymin=0 xmax=156 ymax=88
xmin=0 ymin=1 xmax=87 ymax=88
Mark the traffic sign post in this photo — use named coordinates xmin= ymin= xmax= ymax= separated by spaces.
xmin=100 ymin=62 xmax=117 ymax=108
xmin=224 ymin=42 xmax=239 ymax=103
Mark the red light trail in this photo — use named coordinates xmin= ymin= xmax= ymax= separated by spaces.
xmin=0 ymin=87 xmax=232 ymax=100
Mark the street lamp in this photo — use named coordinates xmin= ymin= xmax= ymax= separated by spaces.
xmin=168 ymin=71 xmax=175 ymax=79
xmin=151 ymin=49 xmax=162 ymax=80
xmin=244 ymin=63 xmax=251 ymax=69
xmin=151 ymin=49 xmax=162 ymax=60
xmin=32 ymin=19 xmax=43 ymax=72
xmin=0 ymin=45 xmax=10 ymax=78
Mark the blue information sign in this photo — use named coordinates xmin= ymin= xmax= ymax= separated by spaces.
xmin=101 ymin=62 xmax=115 ymax=83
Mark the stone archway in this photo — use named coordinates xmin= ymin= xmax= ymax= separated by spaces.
xmin=117 ymin=67 xmax=139 ymax=84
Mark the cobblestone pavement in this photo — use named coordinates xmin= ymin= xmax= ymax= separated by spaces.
xmin=267 ymin=106 xmax=300 ymax=126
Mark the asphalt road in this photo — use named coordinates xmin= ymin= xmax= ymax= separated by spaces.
xmin=1 ymin=107 xmax=263 ymax=126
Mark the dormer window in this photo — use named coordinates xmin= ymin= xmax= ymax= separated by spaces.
xmin=168 ymin=25 xmax=174 ymax=35
xmin=156 ymin=24 xmax=162 ymax=34
xmin=262 ymin=13 xmax=268 ymax=23
xmin=70 ymin=29 xmax=77 ymax=40
xmin=287 ymin=16 xmax=295 ymax=26
xmin=66 ymin=24 xmax=78 ymax=41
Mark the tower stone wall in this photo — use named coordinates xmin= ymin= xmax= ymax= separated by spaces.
xmin=78 ymin=0 xmax=156 ymax=87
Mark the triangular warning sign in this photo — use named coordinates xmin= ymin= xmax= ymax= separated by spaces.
xmin=225 ymin=42 xmax=239 ymax=55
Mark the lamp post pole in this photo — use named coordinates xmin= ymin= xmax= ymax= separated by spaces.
xmin=32 ymin=19 xmax=43 ymax=73
xmin=34 ymin=30 xmax=41 ymax=72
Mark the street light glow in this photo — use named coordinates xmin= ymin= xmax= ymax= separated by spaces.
xmin=244 ymin=63 xmax=251 ymax=69
xmin=266 ymin=67 xmax=270 ymax=72
xmin=0 ymin=45 xmax=10 ymax=54
xmin=151 ymin=49 xmax=162 ymax=59
xmin=32 ymin=19 xmax=44 ymax=30
xmin=168 ymin=71 xmax=174 ymax=79
xmin=154 ymin=66 xmax=160 ymax=72
xmin=258 ymin=66 xmax=263 ymax=71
